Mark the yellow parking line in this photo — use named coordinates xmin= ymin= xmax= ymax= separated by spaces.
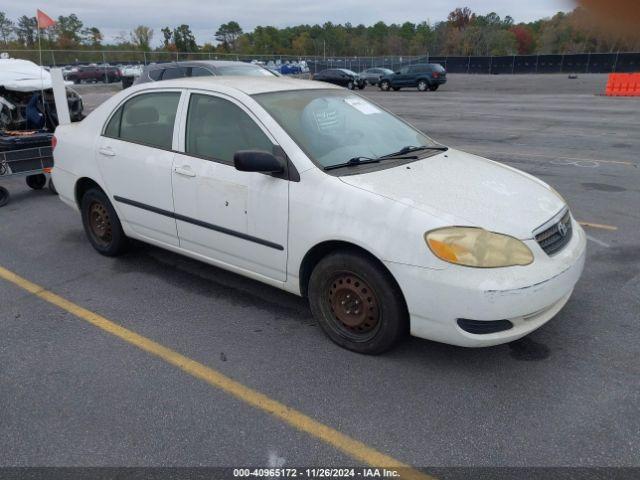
xmin=578 ymin=222 xmax=618 ymax=231
xmin=0 ymin=265 xmax=433 ymax=480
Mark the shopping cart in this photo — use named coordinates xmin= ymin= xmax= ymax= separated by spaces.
xmin=0 ymin=131 xmax=54 ymax=207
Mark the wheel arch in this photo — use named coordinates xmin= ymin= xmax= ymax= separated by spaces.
xmin=298 ymin=240 xmax=407 ymax=310
xmin=75 ymin=177 xmax=105 ymax=207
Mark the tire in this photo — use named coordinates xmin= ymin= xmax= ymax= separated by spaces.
xmin=392 ymin=87 xmax=400 ymax=91
xmin=417 ymin=80 xmax=428 ymax=92
xmin=347 ymin=81 xmax=355 ymax=90
xmin=80 ymin=188 xmax=128 ymax=256
xmin=26 ymin=174 xmax=47 ymax=190
xmin=73 ymin=78 xmax=80 ymax=84
xmin=0 ymin=186 xmax=9 ymax=207
xmin=308 ymin=250 xmax=408 ymax=354
xmin=429 ymin=84 xmax=439 ymax=91
xmin=48 ymin=177 xmax=58 ymax=195
xmin=379 ymin=80 xmax=391 ymax=91
xmin=358 ymin=83 xmax=365 ymax=90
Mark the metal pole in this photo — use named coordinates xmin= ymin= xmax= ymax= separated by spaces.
xmin=613 ymin=51 xmax=619 ymax=72
xmin=512 ymin=55 xmax=515 ymax=74
xmin=586 ymin=52 xmax=591 ymax=73
xmin=467 ymin=55 xmax=471 ymax=73
xmin=535 ymin=54 xmax=539 ymax=73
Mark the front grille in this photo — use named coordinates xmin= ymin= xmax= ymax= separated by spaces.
xmin=535 ymin=211 xmax=573 ymax=255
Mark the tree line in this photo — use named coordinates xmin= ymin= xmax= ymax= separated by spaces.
xmin=1 ymin=7 xmax=638 ymax=57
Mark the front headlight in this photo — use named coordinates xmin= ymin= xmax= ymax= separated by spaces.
xmin=425 ymin=227 xmax=534 ymax=268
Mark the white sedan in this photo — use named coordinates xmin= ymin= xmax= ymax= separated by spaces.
xmin=52 ymin=76 xmax=586 ymax=354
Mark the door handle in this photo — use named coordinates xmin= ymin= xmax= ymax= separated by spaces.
xmin=174 ymin=166 xmax=196 ymax=177
xmin=98 ymin=147 xmax=116 ymax=157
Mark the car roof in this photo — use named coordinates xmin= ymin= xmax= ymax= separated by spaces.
xmin=147 ymin=60 xmax=262 ymax=69
xmin=136 ymin=75 xmax=342 ymax=95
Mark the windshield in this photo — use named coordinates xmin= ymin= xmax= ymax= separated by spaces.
xmin=253 ymin=89 xmax=436 ymax=169
xmin=216 ymin=65 xmax=275 ymax=76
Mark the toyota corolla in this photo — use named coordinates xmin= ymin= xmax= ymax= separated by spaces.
xmin=52 ymin=77 xmax=586 ymax=354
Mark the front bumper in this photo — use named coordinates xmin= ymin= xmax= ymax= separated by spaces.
xmin=384 ymin=219 xmax=587 ymax=347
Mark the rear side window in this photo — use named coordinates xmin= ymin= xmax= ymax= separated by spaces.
xmin=104 ymin=107 xmax=122 ymax=138
xmin=106 ymin=92 xmax=180 ymax=150
xmin=161 ymin=67 xmax=187 ymax=80
xmin=185 ymin=94 xmax=273 ymax=163
xmin=148 ymin=69 xmax=163 ymax=81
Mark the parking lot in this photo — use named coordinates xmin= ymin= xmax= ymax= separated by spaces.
xmin=1 ymin=74 xmax=639 ymax=474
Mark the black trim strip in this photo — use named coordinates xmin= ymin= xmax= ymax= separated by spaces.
xmin=113 ymin=196 xmax=284 ymax=251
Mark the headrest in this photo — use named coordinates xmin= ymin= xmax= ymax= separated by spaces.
xmin=125 ymin=106 xmax=159 ymax=125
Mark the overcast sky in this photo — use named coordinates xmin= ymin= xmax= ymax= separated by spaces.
xmin=6 ymin=0 xmax=576 ymax=45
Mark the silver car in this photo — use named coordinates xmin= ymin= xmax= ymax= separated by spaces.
xmin=134 ymin=60 xmax=277 ymax=85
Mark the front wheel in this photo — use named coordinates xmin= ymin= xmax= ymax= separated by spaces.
xmin=80 ymin=188 xmax=128 ymax=256
xmin=308 ymin=251 xmax=408 ymax=354
xmin=417 ymin=80 xmax=428 ymax=91
xmin=347 ymin=81 xmax=355 ymax=90
xmin=26 ymin=174 xmax=47 ymax=190
xmin=379 ymin=80 xmax=391 ymax=91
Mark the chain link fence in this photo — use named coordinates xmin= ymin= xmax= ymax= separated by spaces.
xmin=4 ymin=49 xmax=640 ymax=74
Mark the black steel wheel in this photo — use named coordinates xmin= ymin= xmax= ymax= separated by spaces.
xmin=308 ymin=250 xmax=408 ymax=354
xmin=0 ymin=186 xmax=9 ymax=207
xmin=80 ymin=188 xmax=128 ymax=256
xmin=26 ymin=174 xmax=47 ymax=190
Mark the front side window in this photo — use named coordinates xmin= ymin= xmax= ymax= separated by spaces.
xmin=190 ymin=67 xmax=212 ymax=77
xmin=185 ymin=94 xmax=273 ymax=163
xmin=105 ymin=92 xmax=180 ymax=150
xmin=399 ymin=67 xmax=409 ymax=74
xmin=254 ymin=89 xmax=436 ymax=169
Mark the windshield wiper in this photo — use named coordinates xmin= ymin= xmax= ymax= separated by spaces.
xmin=324 ymin=154 xmax=421 ymax=171
xmin=324 ymin=156 xmax=380 ymax=171
xmin=379 ymin=145 xmax=448 ymax=159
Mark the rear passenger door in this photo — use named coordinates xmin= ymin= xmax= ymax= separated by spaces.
xmin=171 ymin=91 xmax=289 ymax=282
xmin=96 ymin=90 xmax=183 ymax=246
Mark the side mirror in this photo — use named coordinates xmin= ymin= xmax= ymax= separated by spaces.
xmin=234 ymin=150 xmax=284 ymax=174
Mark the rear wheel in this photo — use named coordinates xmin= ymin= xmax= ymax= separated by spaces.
xmin=26 ymin=174 xmax=47 ymax=190
xmin=80 ymin=188 xmax=128 ymax=256
xmin=308 ymin=251 xmax=408 ymax=354
xmin=379 ymin=80 xmax=391 ymax=91
xmin=417 ymin=80 xmax=428 ymax=91
xmin=48 ymin=177 xmax=57 ymax=195
xmin=0 ymin=186 xmax=9 ymax=207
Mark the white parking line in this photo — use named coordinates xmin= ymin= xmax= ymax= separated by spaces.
xmin=586 ymin=235 xmax=610 ymax=248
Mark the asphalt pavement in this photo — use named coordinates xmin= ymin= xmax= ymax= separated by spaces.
xmin=1 ymin=74 xmax=639 ymax=474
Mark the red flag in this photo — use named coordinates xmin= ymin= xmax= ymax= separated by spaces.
xmin=36 ymin=9 xmax=55 ymax=29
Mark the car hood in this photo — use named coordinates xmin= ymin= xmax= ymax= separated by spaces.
xmin=339 ymin=149 xmax=565 ymax=239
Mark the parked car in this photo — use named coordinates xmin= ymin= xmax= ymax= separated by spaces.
xmin=65 ymin=65 xmax=122 ymax=84
xmin=134 ymin=60 xmax=277 ymax=85
xmin=52 ymin=77 xmax=585 ymax=354
xmin=119 ymin=64 xmax=144 ymax=89
xmin=313 ymin=69 xmax=365 ymax=90
xmin=359 ymin=67 xmax=394 ymax=86
xmin=379 ymin=63 xmax=447 ymax=91
xmin=0 ymin=58 xmax=84 ymax=131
